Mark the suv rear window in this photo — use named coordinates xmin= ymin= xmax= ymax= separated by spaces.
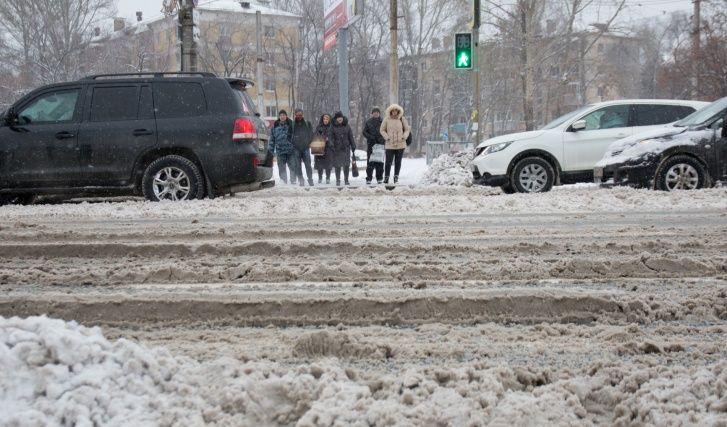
xmin=90 ymin=86 xmax=139 ymax=122
xmin=231 ymin=85 xmax=258 ymax=116
xmin=633 ymin=105 xmax=695 ymax=126
xmin=154 ymin=82 xmax=207 ymax=119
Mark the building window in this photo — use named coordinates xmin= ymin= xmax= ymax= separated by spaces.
xmin=265 ymin=78 xmax=275 ymax=91
xmin=264 ymin=26 xmax=275 ymax=38
xmin=266 ymin=106 xmax=278 ymax=117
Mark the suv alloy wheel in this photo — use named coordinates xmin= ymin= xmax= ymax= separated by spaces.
xmin=141 ymin=155 xmax=205 ymax=202
xmin=511 ymin=157 xmax=556 ymax=193
xmin=656 ymin=155 xmax=708 ymax=191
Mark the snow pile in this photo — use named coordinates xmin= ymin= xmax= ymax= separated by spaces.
xmin=422 ymin=150 xmax=475 ymax=186
xmin=1 ymin=186 xmax=727 ymax=221
xmin=2 ymin=316 xmax=727 ymax=425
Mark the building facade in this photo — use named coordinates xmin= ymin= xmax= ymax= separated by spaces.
xmin=88 ymin=0 xmax=302 ymax=120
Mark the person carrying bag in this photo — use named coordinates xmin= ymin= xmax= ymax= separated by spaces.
xmin=363 ymin=107 xmax=386 ymax=184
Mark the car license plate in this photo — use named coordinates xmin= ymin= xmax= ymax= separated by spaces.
xmin=258 ymin=140 xmax=265 ymax=150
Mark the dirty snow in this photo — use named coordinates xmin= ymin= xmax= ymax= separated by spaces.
xmin=2 ymin=316 xmax=726 ymax=426
xmin=422 ymin=150 xmax=475 ymax=186
xmin=1 ymin=180 xmax=727 ymax=425
xmin=2 ymin=184 xmax=725 ymax=222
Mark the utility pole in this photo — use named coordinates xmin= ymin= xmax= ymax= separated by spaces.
xmin=338 ymin=27 xmax=350 ymax=117
xmin=692 ymin=0 xmax=701 ymax=99
xmin=472 ymin=0 xmax=481 ymax=144
xmin=256 ymin=11 xmax=265 ymax=115
xmin=179 ymin=0 xmax=197 ymax=72
xmin=389 ymin=0 xmax=399 ymax=105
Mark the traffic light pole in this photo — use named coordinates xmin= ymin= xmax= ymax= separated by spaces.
xmin=179 ymin=0 xmax=197 ymax=72
xmin=390 ymin=0 xmax=399 ymax=105
xmin=256 ymin=11 xmax=265 ymax=115
xmin=472 ymin=0 xmax=481 ymax=144
xmin=338 ymin=27 xmax=350 ymax=118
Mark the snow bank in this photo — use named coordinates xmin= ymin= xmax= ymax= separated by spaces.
xmin=2 ymin=316 xmax=726 ymax=426
xmin=422 ymin=150 xmax=475 ymax=186
xmin=1 ymin=185 xmax=726 ymax=222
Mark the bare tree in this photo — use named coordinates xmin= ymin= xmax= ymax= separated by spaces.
xmin=0 ymin=0 xmax=115 ymax=88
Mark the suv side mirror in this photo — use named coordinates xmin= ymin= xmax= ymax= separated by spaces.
xmin=3 ymin=107 xmax=18 ymax=126
xmin=571 ymin=120 xmax=586 ymax=132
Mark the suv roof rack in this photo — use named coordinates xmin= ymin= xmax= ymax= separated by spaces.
xmin=82 ymin=72 xmax=217 ymax=80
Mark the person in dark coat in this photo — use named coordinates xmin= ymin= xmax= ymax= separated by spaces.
xmin=269 ymin=110 xmax=297 ymax=185
xmin=292 ymin=108 xmax=314 ymax=187
xmin=362 ymin=107 xmax=385 ymax=184
xmin=330 ymin=111 xmax=357 ymax=186
xmin=314 ymin=114 xmax=334 ymax=184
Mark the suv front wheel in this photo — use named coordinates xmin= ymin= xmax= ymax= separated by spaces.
xmin=141 ymin=155 xmax=205 ymax=202
xmin=511 ymin=157 xmax=555 ymax=193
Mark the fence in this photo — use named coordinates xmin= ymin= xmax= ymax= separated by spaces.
xmin=425 ymin=141 xmax=475 ymax=165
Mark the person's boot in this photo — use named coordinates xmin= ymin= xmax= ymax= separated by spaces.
xmin=308 ymin=178 xmax=314 ymax=187
xmin=383 ymin=177 xmax=389 ymax=185
xmin=345 ymin=179 xmax=350 ymax=186
xmin=336 ymin=180 xmax=341 ymax=187
xmin=366 ymin=179 xmax=372 ymax=185
xmin=299 ymin=179 xmax=305 ymax=187
xmin=326 ymin=178 xmax=331 ymax=185
xmin=377 ymin=179 xmax=383 ymax=185
xmin=394 ymin=176 xmax=399 ymax=184
xmin=318 ymin=177 xmax=323 ymax=184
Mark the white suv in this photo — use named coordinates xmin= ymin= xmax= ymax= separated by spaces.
xmin=470 ymin=100 xmax=708 ymax=193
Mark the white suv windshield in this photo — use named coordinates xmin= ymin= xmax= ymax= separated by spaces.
xmin=540 ymin=105 xmax=593 ymax=130
xmin=674 ymin=97 xmax=727 ymax=127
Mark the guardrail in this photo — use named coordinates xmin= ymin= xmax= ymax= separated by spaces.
xmin=425 ymin=141 xmax=474 ymax=165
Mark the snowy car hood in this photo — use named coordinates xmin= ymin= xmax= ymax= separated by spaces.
xmin=476 ymin=130 xmax=545 ymax=149
xmin=602 ymin=125 xmax=686 ymax=158
xmin=596 ymin=127 xmax=712 ymax=168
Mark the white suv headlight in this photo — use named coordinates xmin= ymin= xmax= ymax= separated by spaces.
xmin=477 ymin=141 xmax=513 ymax=157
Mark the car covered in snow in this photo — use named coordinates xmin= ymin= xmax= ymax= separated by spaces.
xmin=595 ymin=97 xmax=727 ymax=191
xmin=0 ymin=72 xmax=274 ymax=205
xmin=470 ymin=100 xmax=708 ymax=193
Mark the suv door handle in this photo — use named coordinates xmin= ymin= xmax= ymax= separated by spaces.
xmin=133 ymin=129 xmax=154 ymax=137
xmin=55 ymin=131 xmax=75 ymax=140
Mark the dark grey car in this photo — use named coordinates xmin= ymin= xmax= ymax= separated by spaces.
xmin=0 ymin=72 xmax=273 ymax=204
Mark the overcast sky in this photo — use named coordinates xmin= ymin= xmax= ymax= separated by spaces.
xmin=115 ymin=0 xmax=694 ymax=27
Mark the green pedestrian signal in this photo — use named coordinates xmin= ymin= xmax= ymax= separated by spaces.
xmin=454 ymin=33 xmax=473 ymax=70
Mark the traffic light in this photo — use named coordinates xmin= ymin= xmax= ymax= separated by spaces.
xmin=454 ymin=33 xmax=472 ymax=70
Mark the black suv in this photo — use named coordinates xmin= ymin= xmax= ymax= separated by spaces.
xmin=0 ymin=72 xmax=273 ymax=204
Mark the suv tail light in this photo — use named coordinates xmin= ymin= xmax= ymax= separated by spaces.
xmin=233 ymin=117 xmax=257 ymax=141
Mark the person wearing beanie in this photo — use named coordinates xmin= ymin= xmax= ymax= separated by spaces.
xmin=270 ymin=110 xmax=297 ymax=184
xmin=292 ymin=108 xmax=314 ymax=187
xmin=330 ymin=111 xmax=357 ymax=186
xmin=362 ymin=107 xmax=385 ymax=184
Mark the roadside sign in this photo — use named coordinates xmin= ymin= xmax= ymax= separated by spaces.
xmin=323 ymin=0 xmax=361 ymax=51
